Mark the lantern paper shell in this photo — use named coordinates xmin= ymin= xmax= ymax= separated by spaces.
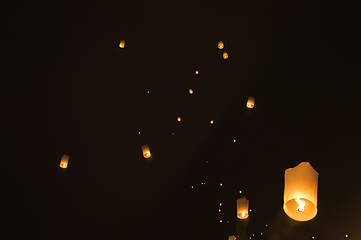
xmin=228 ymin=235 xmax=236 ymax=240
xmin=283 ymin=162 xmax=318 ymax=221
xmin=246 ymin=97 xmax=255 ymax=108
xmin=218 ymin=41 xmax=224 ymax=49
xmin=237 ymin=197 xmax=249 ymax=219
xmin=142 ymin=145 xmax=151 ymax=158
xmin=59 ymin=155 xmax=69 ymax=168
xmin=223 ymin=52 xmax=228 ymax=59
xmin=119 ymin=40 xmax=125 ymax=48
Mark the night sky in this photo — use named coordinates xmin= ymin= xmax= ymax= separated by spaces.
xmin=2 ymin=1 xmax=361 ymax=239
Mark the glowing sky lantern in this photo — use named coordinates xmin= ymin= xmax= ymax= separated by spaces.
xmin=119 ymin=40 xmax=125 ymax=48
xmin=229 ymin=235 xmax=236 ymax=240
xmin=142 ymin=145 xmax=151 ymax=159
xmin=189 ymin=89 xmax=193 ymax=94
xmin=246 ymin=97 xmax=255 ymax=108
xmin=195 ymin=70 xmax=199 ymax=74
xmin=177 ymin=117 xmax=181 ymax=122
xmin=59 ymin=154 xmax=69 ymax=168
xmin=237 ymin=197 xmax=249 ymax=219
xmin=218 ymin=41 xmax=224 ymax=49
xmin=283 ymin=162 xmax=318 ymax=221
xmin=223 ymin=52 xmax=228 ymax=59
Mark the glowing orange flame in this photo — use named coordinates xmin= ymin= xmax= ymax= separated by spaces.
xmin=295 ymin=198 xmax=305 ymax=213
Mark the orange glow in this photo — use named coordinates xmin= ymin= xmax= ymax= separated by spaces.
xmin=218 ymin=41 xmax=224 ymax=49
xmin=210 ymin=120 xmax=214 ymax=124
xmin=59 ymin=155 xmax=69 ymax=168
xmin=283 ymin=162 xmax=318 ymax=221
xmin=237 ymin=197 xmax=249 ymax=219
xmin=246 ymin=97 xmax=255 ymax=108
xmin=119 ymin=40 xmax=125 ymax=48
xmin=220 ymin=183 xmax=223 ymax=186
xmin=234 ymin=139 xmax=236 ymax=142
xmin=229 ymin=235 xmax=236 ymax=240
xmin=177 ymin=117 xmax=181 ymax=122
xmin=219 ymin=203 xmax=222 ymax=206
xmin=142 ymin=145 xmax=151 ymax=158
xmin=219 ymin=209 xmax=221 ymax=212
xmin=223 ymin=52 xmax=228 ymax=59
xmin=220 ymin=220 xmax=222 ymax=223
xmin=189 ymin=89 xmax=193 ymax=94
xmin=195 ymin=70 xmax=199 ymax=74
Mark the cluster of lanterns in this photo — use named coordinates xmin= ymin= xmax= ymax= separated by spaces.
xmin=58 ymin=39 xmax=323 ymax=239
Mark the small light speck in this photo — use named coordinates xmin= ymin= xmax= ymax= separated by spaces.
xmin=261 ymin=233 xmax=263 ymax=235
xmin=210 ymin=120 xmax=214 ymax=124
xmin=252 ymin=234 xmax=254 ymax=236
xmin=312 ymin=237 xmax=314 ymax=239
xmin=138 ymin=132 xmax=141 ymax=134
xmin=219 ymin=203 xmax=222 ymax=206
xmin=265 ymin=225 xmax=268 ymax=227
xmin=220 ymin=183 xmax=223 ymax=186
xmin=147 ymin=91 xmax=149 ymax=94
xmin=191 ymin=186 xmax=193 ymax=188
xmin=219 ymin=209 xmax=221 ymax=212
xmin=346 ymin=234 xmax=348 ymax=238
xmin=206 ymin=161 xmax=208 ymax=163
xmin=172 ymin=132 xmax=174 ymax=135
xmin=239 ymin=190 xmax=242 ymax=193
xmin=189 ymin=89 xmax=193 ymax=94
xmin=233 ymin=139 xmax=236 ymax=142
xmin=177 ymin=117 xmax=181 ymax=122
xmin=195 ymin=70 xmax=199 ymax=74
xmin=227 ymin=221 xmax=229 ymax=223
xmin=219 ymin=220 xmax=222 ymax=223
xmin=250 ymin=209 xmax=252 ymax=212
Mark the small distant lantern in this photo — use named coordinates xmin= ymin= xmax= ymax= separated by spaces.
xmin=246 ymin=97 xmax=255 ymax=108
xmin=177 ymin=117 xmax=181 ymax=122
xmin=229 ymin=235 xmax=236 ymax=240
xmin=119 ymin=40 xmax=125 ymax=48
xmin=142 ymin=145 xmax=151 ymax=158
xmin=223 ymin=52 xmax=228 ymax=59
xmin=210 ymin=120 xmax=214 ymax=124
xmin=59 ymin=155 xmax=69 ymax=168
xmin=189 ymin=89 xmax=193 ymax=94
xmin=218 ymin=41 xmax=224 ymax=49
xmin=283 ymin=162 xmax=318 ymax=221
xmin=237 ymin=197 xmax=249 ymax=219
xmin=195 ymin=70 xmax=199 ymax=74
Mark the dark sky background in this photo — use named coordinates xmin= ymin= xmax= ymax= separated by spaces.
xmin=2 ymin=1 xmax=361 ymax=239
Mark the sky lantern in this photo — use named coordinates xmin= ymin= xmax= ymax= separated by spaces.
xmin=59 ymin=155 xmax=69 ymax=168
xmin=223 ymin=52 xmax=228 ymax=59
xmin=283 ymin=162 xmax=318 ymax=221
xmin=177 ymin=117 xmax=181 ymax=122
xmin=237 ymin=197 xmax=249 ymax=219
xmin=195 ymin=70 xmax=199 ymax=74
xmin=218 ymin=41 xmax=224 ymax=49
xmin=189 ymin=89 xmax=193 ymax=94
xmin=246 ymin=97 xmax=255 ymax=108
xmin=142 ymin=145 xmax=151 ymax=158
xmin=119 ymin=40 xmax=125 ymax=48
xmin=229 ymin=235 xmax=236 ymax=240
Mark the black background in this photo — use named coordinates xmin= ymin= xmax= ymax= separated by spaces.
xmin=2 ymin=1 xmax=361 ymax=239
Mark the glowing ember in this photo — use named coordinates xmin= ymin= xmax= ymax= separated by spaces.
xmin=177 ymin=117 xmax=181 ymax=122
xmin=295 ymin=198 xmax=305 ymax=213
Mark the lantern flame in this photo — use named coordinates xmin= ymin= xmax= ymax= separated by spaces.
xmin=295 ymin=198 xmax=305 ymax=213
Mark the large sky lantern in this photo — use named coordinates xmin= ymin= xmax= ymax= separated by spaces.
xmin=246 ymin=97 xmax=255 ymax=108
xmin=237 ymin=197 xmax=249 ymax=219
xmin=119 ymin=40 xmax=125 ymax=48
xmin=223 ymin=52 xmax=229 ymax=59
xmin=218 ymin=41 xmax=224 ymax=49
xmin=228 ymin=235 xmax=236 ymax=240
xmin=283 ymin=162 xmax=319 ymax=221
xmin=59 ymin=154 xmax=69 ymax=168
xmin=142 ymin=145 xmax=151 ymax=159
